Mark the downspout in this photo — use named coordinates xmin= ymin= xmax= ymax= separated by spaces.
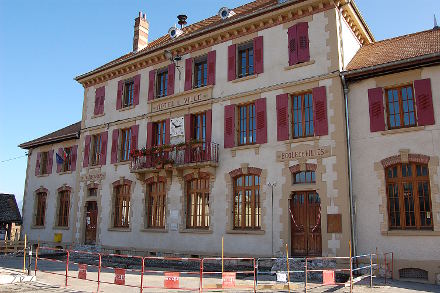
xmin=341 ymin=73 xmax=357 ymax=258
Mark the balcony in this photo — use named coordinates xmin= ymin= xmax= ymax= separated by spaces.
xmin=130 ymin=142 xmax=219 ymax=173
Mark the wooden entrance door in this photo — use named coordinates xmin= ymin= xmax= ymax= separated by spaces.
xmin=290 ymin=191 xmax=322 ymax=256
xmin=85 ymin=201 xmax=98 ymax=244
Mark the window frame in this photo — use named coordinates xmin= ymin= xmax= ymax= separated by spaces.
xmin=88 ymin=187 xmax=97 ymax=197
xmin=238 ymin=103 xmax=256 ymax=146
xmin=119 ymin=128 xmax=132 ymax=162
xmin=192 ymin=112 xmax=206 ymax=143
xmin=57 ymin=190 xmax=70 ymax=227
xmin=291 ymin=91 xmax=314 ymax=139
xmin=186 ymin=178 xmax=210 ymax=229
xmin=90 ymin=134 xmax=102 ymax=166
xmin=193 ymin=56 xmax=208 ymax=89
xmin=293 ymin=170 xmax=316 ymax=184
xmin=385 ymin=163 xmax=433 ymax=230
xmin=385 ymin=84 xmax=417 ymax=130
xmin=237 ymin=42 xmax=254 ymax=78
xmin=122 ymin=80 xmax=135 ymax=108
xmin=35 ymin=192 xmax=47 ymax=227
xmin=113 ymin=184 xmax=131 ymax=228
xmin=61 ymin=147 xmax=72 ymax=172
xmin=39 ymin=152 xmax=48 ymax=175
xmin=156 ymin=68 xmax=168 ymax=98
xmin=153 ymin=121 xmax=167 ymax=146
xmin=233 ymin=174 xmax=261 ymax=230
xmin=147 ymin=181 xmax=166 ymax=229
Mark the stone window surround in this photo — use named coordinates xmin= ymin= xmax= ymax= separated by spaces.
xmin=32 ymin=187 xmax=49 ymax=228
xmin=141 ymin=173 xmax=171 ymax=232
xmin=53 ymin=185 xmax=72 ymax=229
xmin=376 ymin=150 xmax=440 ymax=235
xmin=109 ymin=178 xmax=134 ymax=231
xmin=225 ymin=164 xmax=267 ymax=234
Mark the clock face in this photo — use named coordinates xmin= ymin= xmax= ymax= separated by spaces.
xmin=170 ymin=117 xmax=185 ymax=137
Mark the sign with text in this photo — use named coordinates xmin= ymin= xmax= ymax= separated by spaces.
xmin=164 ymin=272 xmax=180 ymax=289
xmin=78 ymin=264 xmax=87 ymax=280
xmin=277 ymin=144 xmax=331 ymax=162
xmin=150 ymin=87 xmax=212 ymax=113
xmin=222 ymin=272 xmax=236 ymax=288
xmin=114 ymin=268 xmax=126 ymax=285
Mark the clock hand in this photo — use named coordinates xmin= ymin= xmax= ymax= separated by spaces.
xmin=172 ymin=122 xmax=178 ymax=127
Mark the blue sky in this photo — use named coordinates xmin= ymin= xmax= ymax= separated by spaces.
xmin=0 ymin=0 xmax=439 ymax=207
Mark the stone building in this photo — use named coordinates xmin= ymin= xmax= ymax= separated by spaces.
xmin=18 ymin=0 xmax=440 ymax=284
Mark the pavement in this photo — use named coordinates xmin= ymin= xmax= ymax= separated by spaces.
xmin=1 ymin=255 xmax=439 ymax=292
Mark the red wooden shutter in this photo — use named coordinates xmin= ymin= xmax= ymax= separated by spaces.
xmin=207 ymin=50 xmax=216 ymax=85
xmin=116 ymin=81 xmax=123 ymax=110
xmin=99 ymin=87 xmax=105 ymax=114
xmin=131 ymin=125 xmax=139 ymax=152
xmin=167 ymin=64 xmax=175 ymax=96
xmin=206 ymin=110 xmax=212 ymax=144
xmin=312 ymin=86 xmax=328 ymax=136
xmin=83 ymin=135 xmax=91 ymax=167
xmin=148 ymin=69 xmax=156 ymax=101
xmin=133 ymin=74 xmax=141 ymax=106
xmin=71 ymin=145 xmax=78 ymax=171
xmin=35 ymin=152 xmax=41 ymax=176
xmin=227 ymin=44 xmax=236 ymax=81
xmin=146 ymin=122 xmax=153 ymax=149
xmin=224 ymin=104 xmax=235 ymax=148
xmin=165 ymin=119 xmax=171 ymax=145
xmin=100 ymin=132 xmax=108 ymax=165
xmin=255 ymin=98 xmax=267 ymax=144
xmin=368 ymin=87 xmax=386 ymax=132
xmin=288 ymin=24 xmax=298 ymax=66
xmin=56 ymin=148 xmax=63 ymax=173
xmin=111 ymin=129 xmax=119 ymax=164
xmin=94 ymin=88 xmax=100 ymax=115
xmin=276 ymin=94 xmax=289 ymax=141
xmin=184 ymin=58 xmax=193 ymax=91
xmin=254 ymin=36 xmax=264 ymax=74
xmin=414 ymin=78 xmax=435 ymax=126
xmin=297 ymin=22 xmax=310 ymax=63
xmin=185 ymin=114 xmax=192 ymax=143
xmin=47 ymin=150 xmax=54 ymax=174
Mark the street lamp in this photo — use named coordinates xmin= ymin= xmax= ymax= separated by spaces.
xmin=267 ymin=181 xmax=277 ymax=256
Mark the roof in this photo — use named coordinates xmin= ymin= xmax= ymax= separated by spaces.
xmin=0 ymin=194 xmax=22 ymax=224
xmin=346 ymin=29 xmax=440 ymax=71
xmin=19 ymin=121 xmax=81 ymax=149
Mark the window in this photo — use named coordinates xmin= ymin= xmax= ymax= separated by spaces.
xmin=153 ymin=121 xmax=167 ymax=146
xmin=122 ymin=80 xmax=134 ymax=108
xmin=35 ymin=192 xmax=47 ymax=226
xmin=90 ymin=134 xmax=102 ymax=166
xmin=292 ymin=92 xmax=314 ymax=138
xmin=57 ymin=190 xmax=70 ymax=227
xmin=192 ymin=112 xmax=206 ymax=143
xmin=187 ymin=178 xmax=210 ymax=229
xmin=156 ymin=69 xmax=168 ymax=98
xmin=238 ymin=42 xmax=254 ymax=78
xmin=194 ymin=57 xmax=208 ymax=88
xmin=386 ymin=85 xmax=416 ymax=129
xmin=119 ymin=128 xmax=132 ymax=162
xmin=40 ymin=152 xmax=48 ymax=175
xmin=239 ymin=103 xmax=256 ymax=145
xmin=293 ymin=171 xmax=316 ymax=184
xmin=233 ymin=174 xmax=260 ymax=229
xmin=88 ymin=188 xmax=97 ymax=197
xmin=61 ymin=147 xmax=72 ymax=172
xmin=114 ymin=184 xmax=130 ymax=228
xmin=147 ymin=181 xmax=166 ymax=228
xmin=386 ymin=163 xmax=432 ymax=230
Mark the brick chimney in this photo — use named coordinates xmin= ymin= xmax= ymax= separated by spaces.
xmin=133 ymin=11 xmax=149 ymax=52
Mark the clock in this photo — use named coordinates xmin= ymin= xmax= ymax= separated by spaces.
xmin=170 ymin=117 xmax=185 ymax=137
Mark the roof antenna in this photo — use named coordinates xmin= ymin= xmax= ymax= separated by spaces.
xmin=435 ymin=14 xmax=439 ymax=30
xmin=177 ymin=14 xmax=187 ymax=29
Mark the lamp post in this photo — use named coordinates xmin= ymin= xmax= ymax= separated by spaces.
xmin=267 ymin=181 xmax=276 ymax=256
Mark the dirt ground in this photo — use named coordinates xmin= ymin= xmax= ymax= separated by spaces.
xmin=1 ymin=255 xmax=439 ymax=292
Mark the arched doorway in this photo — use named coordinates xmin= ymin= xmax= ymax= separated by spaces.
xmin=290 ymin=191 xmax=322 ymax=256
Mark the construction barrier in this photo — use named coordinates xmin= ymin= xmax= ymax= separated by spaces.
xmin=35 ymin=246 xmax=70 ymax=286
xmin=255 ymin=257 xmax=305 ymax=290
xmin=201 ymin=257 xmax=256 ymax=292
xmin=383 ymin=251 xmax=394 ymax=284
xmin=66 ymin=250 xmax=101 ymax=291
xmin=351 ymin=254 xmax=377 ymax=288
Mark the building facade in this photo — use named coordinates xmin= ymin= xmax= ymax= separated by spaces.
xmin=19 ymin=0 xmax=440 ymax=284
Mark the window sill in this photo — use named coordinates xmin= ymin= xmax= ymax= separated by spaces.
xmin=108 ymin=227 xmax=131 ymax=232
xmin=118 ymin=105 xmax=135 ymax=112
xmin=380 ymin=126 xmax=424 ymax=136
xmin=226 ymin=229 xmax=265 ymax=235
xmin=231 ymin=74 xmax=258 ymax=83
xmin=88 ymin=164 xmax=102 ymax=170
xmin=36 ymin=173 xmax=49 ymax=178
xmin=92 ymin=113 xmax=105 ymax=119
xmin=31 ymin=225 xmax=45 ymax=229
xmin=231 ymin=144 xmax=260 ymax=157
xmin=179 ymin=228 xmax=213 ymax=234
xmin=58 ymin=170 xmax=73 ymax=175
xmin=284 ymin=60 xmax=315 ymax=71
xmin=381 ymin=230 xmax=440 ymax=236
xmin=284 ymin=136 xmax=318 ymax=145
xmin=53 ymin=226 xmax=69 ymax=230
xmin=140 ymin=228 xmax=168 ymax=233
xmin=114 ymin=160 xmax=131 ymax=166
xmin=149 ymin=85 xmax=214 ymax=104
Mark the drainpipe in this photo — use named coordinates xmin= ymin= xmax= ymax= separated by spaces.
xmin=341 ymin=73 xmax=357 ymax=258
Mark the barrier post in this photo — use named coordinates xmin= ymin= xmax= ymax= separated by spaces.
xmin=23 ymin=234 xmax=27 ymax=273
xmin=65 ymin=250 xmax=69 ymax=287
xmin=253 ymin=258 xmax=256 ymax=293
xmin=304 ymin=257 xmax=308 ymax=293
xmin=222 ymin=236 xmax=224 ymax=274
xmin=349 ymin=240 xmax=353 ymax=293
xmin=384 ymin=254 xmax=387 ymax=284
xmin=285 ymin=244 xmax=290 ymax=293
xmin=199 ymin=258 xmax=203 ymax=293
xmin=34 ymin=245 xmax=38 ymax=276
xmin=98 ymin=253 xmax=101 ymax=289
xmin=140 ymin=257 xmax=144 ymax=293
xmin=370 ymin=254 xmax=373 ymax=288
xmin=391 ymin=253 xmax=394 ymax=280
